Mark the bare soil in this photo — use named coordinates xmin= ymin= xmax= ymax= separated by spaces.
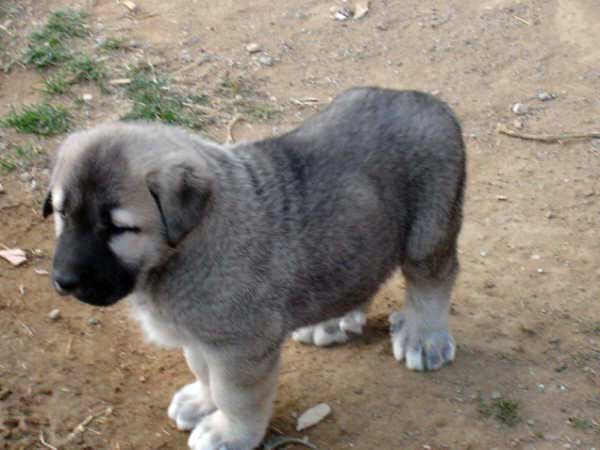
xmin=1 ymin=1 xmax=599 ymax=449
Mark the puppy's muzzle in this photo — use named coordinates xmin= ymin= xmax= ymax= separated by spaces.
xmin=53 ymin=270 xmax=80 ymax=296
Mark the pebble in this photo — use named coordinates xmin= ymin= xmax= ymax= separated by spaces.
xmin=537 ymin=91 xmax=554 ymax=101
xmin=19 ymin=172 xmax=32 ymax=182
xmin=537 ymin=268 xmax=545 ymax=274
xmin=0 ymin=183 xmax=4 ymax=194
xmin=246 ymin=42 xmax=261 ymax=54
xmin=496 ymin=195 xmax=508 ymax=201
xmin=512 ymin=119 xmax=524 ymax=129
xmin=335 ymin=7 xmax=354 ymax=21
xmin=480 ymin=251 xmax=487 ymax=257
xmin=527 ymin=419 xmax=535 ymax=425
xmin=491 ymin=391 xmax=501 ymax=399
xmin=296 ymin=403 xmax=331 ymax=431
xmin=48 ymin=309 xmax=61 ymax=321
xmin=259 ymin=55 xmax=274 ymax=66
xmin=88 ymin=317 xmax=100 ymax=325
xmin=82 ymin=93 xmax=93 ymax=102
xmin=512 ymin=103 xmax=529 ymax=115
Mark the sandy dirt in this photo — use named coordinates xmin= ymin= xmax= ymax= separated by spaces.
xmin=1 ymin=0 xmax=599 ymax=449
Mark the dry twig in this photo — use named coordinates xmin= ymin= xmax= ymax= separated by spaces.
xmin=226 ymin=113 xmax=244 ymax=144
xmin=65 ymin=406 xmax=113 ymax=443
xmin=39 ymin=431 xmax=59 ymax=450
xmin=497 ymin=124 xmax=600 ymax=143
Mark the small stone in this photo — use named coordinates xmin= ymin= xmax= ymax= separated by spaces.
xmin=88 ymin=317 xmax=100 ymax=325
xmin=48 ymin=309 xmax=61 ymax=321
xmin=548 ymin=337 xmax=560 ymax=344
xmin=512 ymin=119 xmax=524 ymax=129
xmin=537 ymin=268 xmax=545 ymax=274
xmin=496 ymin=195 xmax=508 ymax=201
xmin=335 ymin=7 xmax=354 ymax=20
xmin=296 ymin=403 xmax=331 ymax=431
xmin=0 ymin=183 xmax=4 ymax=194
xmin=491 ymin=391 xmax=501 ymax=399
xmin=530 ymin=254 xmax=541 ymax=260
xmin=512 ymin=103 xmax=529 ymax=115
xmin=537 ymin=383 xmax=545 ymax=391
xmin=246 ymin=42 xmax=261 ymax=54
xmin=527 ymin=419 xmax=535 ymax=426
xmin=537 ymin=91 xmax=554 ymax=101
xmin=19 ymin=172 xmax=32 ymax=182
xmin=259 ymin=55 xmax=274 ymax=66
xmin=139 ymin=375 xmax=147 ymax=383
xmin=29 ymin=179 xmax=38 ymax=191
xmin=480 ymin=251 xmax=487 ymax=257
xmin=546 ymin=211 xmax=555 ymax=219
xmin=82 ymin=93 xmax=93 ymax=102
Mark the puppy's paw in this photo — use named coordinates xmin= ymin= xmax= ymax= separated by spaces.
xmin=169 ymin=381 xmax=216 ymax=430
xmin=188 ymin=410 xmax=263 ymax=450
xmin=291 ymin=310 xmax=366 ymax=347
xmin=390 ymin=311 xmax=455 ymax=371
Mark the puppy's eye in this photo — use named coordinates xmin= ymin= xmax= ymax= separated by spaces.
xmin=109 ymin=224 xmax=141 ymax=235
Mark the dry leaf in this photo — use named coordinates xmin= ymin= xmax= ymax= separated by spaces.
xmin=0 ymin=248 xmax=27 ymax=266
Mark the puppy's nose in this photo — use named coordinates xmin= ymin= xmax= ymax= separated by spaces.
xmin=54 ymin=271 xmax=80 ymax=294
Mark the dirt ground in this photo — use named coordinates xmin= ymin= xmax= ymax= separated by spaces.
xmin=1 ymin=0 xmax=599 ymax=449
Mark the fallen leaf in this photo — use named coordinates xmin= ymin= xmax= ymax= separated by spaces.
xmin=0 ymin=248 xmax=27 ymax=266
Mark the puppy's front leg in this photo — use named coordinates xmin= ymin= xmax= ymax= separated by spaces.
xmin=169 ymin=346 xmax=217 ymax=430
xmin=188 ymin=346 xmax=280 ymax=450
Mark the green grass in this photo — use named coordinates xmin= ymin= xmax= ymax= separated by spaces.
xmin=477 ymin=394 xmax=521 ymax=426
xmin=0 ymin=143 xmax=45 ymax=174
xmin=67 ymin=55 xmax=106 ymax=89
xmin=121 ymin=66 xmax=205 ymax=128
xmin=242 ymin=102 xmax=277 ymax=121
xmin=43 ymin=71 xmax=70 ymax=95
xmin=3 ymin=103 xmax=71 ymax=136
xmin=568 ymin=417 xmax=592 ymax=430
xmin=99 ymin=37 xmax=125 ymax=51
xmin=23 ymin=9 xmax=88 ymax=68
xmin=34 ymin=9 xmax=88 ymax=40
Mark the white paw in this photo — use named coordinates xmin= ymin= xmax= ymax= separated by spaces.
xmin=188 ymin=410 xmax=263 ymax=450
xmin=291 ymin=310 xmax=366 ymax=347
xmin=390 ymin=311 xmax=455 ymax=371
xmin=168 ymin=381 xmax=216 ymax=430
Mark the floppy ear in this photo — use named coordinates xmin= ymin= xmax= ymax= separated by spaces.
xmin=145 ymin=162 xmax=213 ymax=247
xmin=42 ymin=191 xmax=53 ymax=218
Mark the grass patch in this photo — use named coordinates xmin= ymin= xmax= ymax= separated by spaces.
xmin=121 ymin=65 xmax=205 ymax=129
xmin=43 ymin=71 xmax=70 ymax=95
xmin=67 ymin=55 xmax=106 ymax=89
xmin=242 ymin=102 xmax=278 ymax=121
xmin=0 ymin=143 xmax=45 ymax=174
xmin=477 ymin=394 xmax=521 ymax=426
xmin=581 ymin=321 xmax=600 ymax=336
xmin=23 ymin=9 xmax=88 ymax=68
xmin=34 ymin=9 xmax=88 ymax=40
xmin=3 ymin=103 xmax=71 ymax=136
xmin=568 ymin=417 xmax=593 ymax=430
xmin=99 ymin=37 xmax=125 ymax=51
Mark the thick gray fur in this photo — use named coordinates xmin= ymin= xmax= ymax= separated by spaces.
xmin=46 ymin=87 xmax=465 ymax=450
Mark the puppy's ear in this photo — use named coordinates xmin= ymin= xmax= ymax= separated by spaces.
xmin=145 ymin=162 xmax=213 ymax=247
xmin=42 ymin=191 xmax=53 ymax=218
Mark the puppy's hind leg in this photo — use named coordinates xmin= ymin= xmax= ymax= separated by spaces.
xmin=291 ymin=306 xmax=368 ymax=346
xmin=169 ymin=346 xmax=217 ymax=430
xmin=391 ymin=252 xmax=458 ymax=371
xmin=188 ymin=346 xmax=280 ymax=450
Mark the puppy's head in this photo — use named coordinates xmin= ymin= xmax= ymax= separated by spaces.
xmin=43 ymin=123 xmax=213 ymax=306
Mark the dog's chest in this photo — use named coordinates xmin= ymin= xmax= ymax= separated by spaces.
xmin=128 ymin=294 xmax=188 ymax=348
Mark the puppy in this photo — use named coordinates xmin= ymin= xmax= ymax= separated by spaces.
xmin=43 ymin=87 xmax=465 ymax=450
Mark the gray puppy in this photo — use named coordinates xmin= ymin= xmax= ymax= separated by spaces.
xmin=43 ymin=87 xmax=465 ymax=450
